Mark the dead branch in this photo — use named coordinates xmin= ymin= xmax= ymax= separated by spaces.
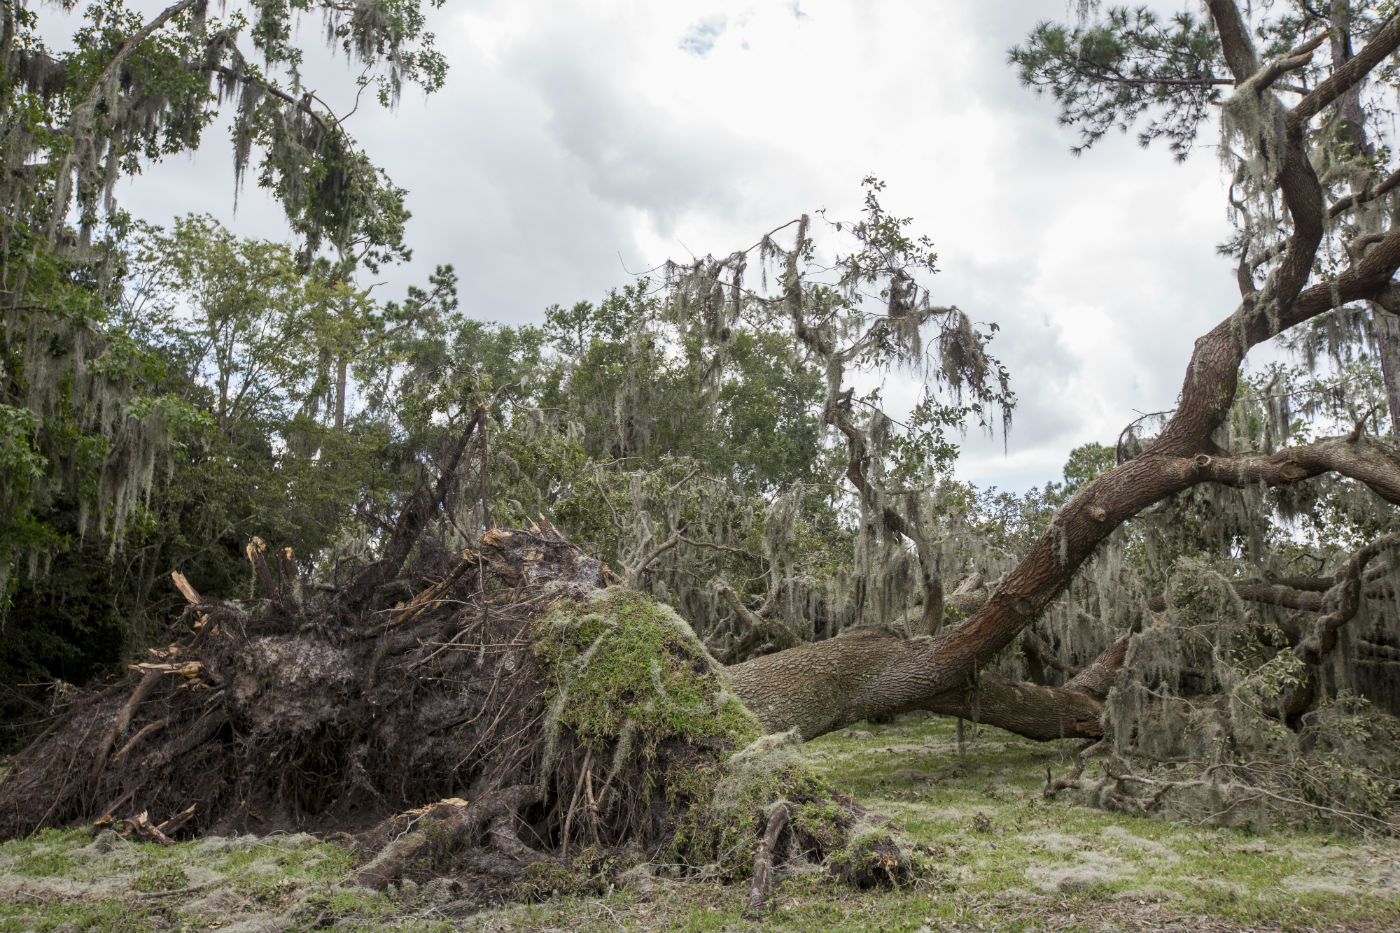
xmin=713 ymin=579 xmax=802 ymax=662
xmin=170 ymin=572 xmax=200 ymax=605
xmin=624 ymin=525 xmax=685 ymax=588
xmin=246 ymin=537 xmax=278 ymax=599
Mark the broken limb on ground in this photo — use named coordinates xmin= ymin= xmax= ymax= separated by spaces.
xmin=0 ymin=521 xmax=909 ymax=913
xmin=1052 ymin=552 xmax=1400 ymax=835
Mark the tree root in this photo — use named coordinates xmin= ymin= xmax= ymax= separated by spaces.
xmin=87 ymin=671 xmax=161 ymax=795
xmin=355 ymin=785 xmax=545 ymax=890
xmin=1 ymin=521 xmax=914 ymax=913
xmin=744 ymin=802 xmax=791 ymax=917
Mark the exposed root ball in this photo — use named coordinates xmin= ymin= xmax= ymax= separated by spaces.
xmin=0 ymin=526 xmax=908 ymax=904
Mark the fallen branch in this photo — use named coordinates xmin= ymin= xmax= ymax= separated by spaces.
xmin=714 ymin=579 xmax=801 ymax=662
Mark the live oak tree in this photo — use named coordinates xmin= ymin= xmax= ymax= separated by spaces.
xmin=4 ymin=0 xmax=1400 ymax=838
xmin=684 ymin=0 xmax=1400 ymax=827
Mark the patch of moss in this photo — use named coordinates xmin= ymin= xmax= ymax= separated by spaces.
xmin=532 ymin=589 xmax=898 ymax=884
xmin=663 ymin=729 xmax=896 ymax=882
xmin=532 ymin=587 xmax=760 ymax=755
xmin=520 ymin=847 xmax=630 ymax=901
xmin=792 ymin=799 xmax=853 ymax=853
xmin=825 ymin=819 xmax=911 ymax=888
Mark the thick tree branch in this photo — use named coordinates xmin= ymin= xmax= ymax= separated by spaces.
xmin=1196 ymin=434 xmax=1400 ymax=504
xmin=1206 ymin=0 xmax=1261 ymax=82
xmin=1296 ymin=532 xmax=1400 ymax=664
xmin=1254 ymin=33 xmax=1327 ymax=92
xmin=1228 ymin=582 xmax=1324 ymax=612
xmin=726 ymin=626 xmax=1107 ymax=741
xmin=923 ymin=671 xmax=1105 ymax=742
xmin=1329 ymin=165 xmax=1400 ymax=217
xmin=1259 ymin=533 xmax=1400 ymax=717
xmin=1289 ymin=14 xmax=1400 ymax=128
xmin=1207 ymin=3 xmax=1327 ymax=316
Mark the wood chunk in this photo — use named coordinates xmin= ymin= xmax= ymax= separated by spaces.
xmin=170 ymin=571 xmax=201 ymax=605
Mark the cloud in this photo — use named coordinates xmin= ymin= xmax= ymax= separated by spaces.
xmin=679 ymin=16 xmax=728 ymax=56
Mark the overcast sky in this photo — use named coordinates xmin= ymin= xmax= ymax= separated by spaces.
xmin=112 ymin=0 xmax=1245 ymax=492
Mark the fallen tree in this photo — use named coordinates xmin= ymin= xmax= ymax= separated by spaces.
xmin=5 ymin=1 xmax=1400 ymax=886
xmin=644 ymin=0 xmax=1400 ymax=830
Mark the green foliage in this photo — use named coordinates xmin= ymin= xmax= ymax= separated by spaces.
xmin=538 ymin=281 xmax=826 ymax=487
xmin=0 ymin=0 xmax=444 ymax=260
xmin=0 ymin=0 xmax=449 ymax=730
xmin=0 ymin=233 xmax=201 ymax=607
xmin=1010 ymin=7 xmax=1227 ymax=157
xmin=127 ymin=215 xmax=345 ymax=430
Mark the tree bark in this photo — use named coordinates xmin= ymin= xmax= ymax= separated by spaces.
xmin=725 ymin=626 xmax=1116 ymax=742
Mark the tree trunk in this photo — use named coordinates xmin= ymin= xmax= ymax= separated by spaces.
xmin=725 ymin=626 xmax=1117 ymax=742
xmin=334 ymin=356 xmax=348 ymax=432
xmin=1376 ymin=310 xmax=1400 ymax=438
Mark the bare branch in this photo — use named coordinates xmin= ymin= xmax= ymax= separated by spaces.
xmin=1195 ymin=434 xmax=1400 ymax=504
xmin=1253 ymin=32 xmax=1327 ymax=92
xmin=1328 ymin=165 xmax=1400 ymax=218
xmin=1296 ymin=533 xmax=1400 ymax=665
xmin=624 ymin=526 xmax=684 ymax=588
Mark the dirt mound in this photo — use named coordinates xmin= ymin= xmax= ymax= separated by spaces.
xmin=0 ymin=519 xmax=907 ymax=908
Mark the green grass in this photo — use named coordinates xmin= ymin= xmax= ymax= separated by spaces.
xmin=0 ymin=714 xmax=1396 ymax=931
xmin=0 ymin=897 xmax=159 ymax=932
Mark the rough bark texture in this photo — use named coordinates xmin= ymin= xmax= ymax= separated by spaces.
xmin=726 ymin=628 xmax=1114 ymax=742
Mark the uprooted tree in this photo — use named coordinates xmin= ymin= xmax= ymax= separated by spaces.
xmin=0 ymin=410 xmax=910 ymax=913
xmin=5 ymin=0 xmax=1400 ymax=906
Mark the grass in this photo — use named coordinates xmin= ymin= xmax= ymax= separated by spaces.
xmin=1 ymin=714 xmax=1397 ymax=931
